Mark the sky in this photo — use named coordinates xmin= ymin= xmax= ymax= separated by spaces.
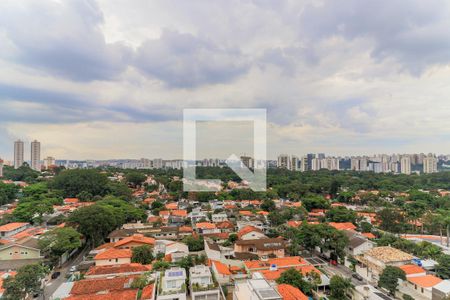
xmin=1 ymin=0 xmax=450 ymax=160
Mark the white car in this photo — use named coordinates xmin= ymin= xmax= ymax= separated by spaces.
xmin=69 ymin=266 xmax=77 ymax=272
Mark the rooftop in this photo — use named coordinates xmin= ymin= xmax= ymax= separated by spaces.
xmin=0 ymin=222 xmax=28 ymax=232
xmin=70 ymin=276 xmax=137 ymax=295
xmin=408 ymin=275 xmax=442 ymax=288
xmin=277 ymin=284 xmax=308 ymax=300
xmin=65 ymin=289 xmax=138 ymax=300
xmin=329 ymin=222 xmax=357 ymax=231
xmin=399 ymin=264 xmax=425 ymax=275
xmin=364 ymin=246 xmax=413 ymax=263
xmin=86 ymin=263 xmax=151 ymax=276
xmin=94 ymin=248 xmax=132 ymax=260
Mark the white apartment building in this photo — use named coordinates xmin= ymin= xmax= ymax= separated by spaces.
xmin=311 ymin=158 xmax=321 ymax=171
xmin=157 ymin=267 xmax=187 ymax=300
xmin=14 ymin=140 xmax=24 ymax=169
xmin=423 ymin=155 xmax=438 ymax=174
xmin=400 ymin=156 xmax=411 ymax=175
xmin=320 ymin=157 xmax=340 ymax=170
xmin=189 ymin=265 xmax=220 ymax=300
xmin=277 ymin=154 xmax=290 ymax=170
xmin=30 ymin=140 xmax=41 ymax=171
xmin=233 ymin=275 xmax=282 ymax=300
xmin=291 ymin=156 xmax=299 ymax=171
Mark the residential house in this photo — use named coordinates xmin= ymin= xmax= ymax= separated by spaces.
xmin=237 ymin=226 xmax=267 ymax=240
xmin=356 ymin=246 xmax=414 ymax=283
xmin=234 ymin=238 xmax=286 ymax=259
xmin=432 ymin=280 xmax=450 ymax=300
xmin=233 ymin=276 xmax=282 ymax=300
xmin=196 ymin=223 xmax=220 ymax=235
xmin=0 ymin=222 xmax=29 ymax=238
xmin=343 ymin=231 xmax=374 ymax=267
xmin=189 ymin=265 xmax=220 ymax=300
xmin=94 ymin=248 xmax=132 ymax=266
xmin=157 ymin=267 xmax=187 ymax=300
xmin=276 ymin=284 xmax=308 ymax=300
xmin=114 ymin=234 xmax=155 ymax=249
xmin=0 ymin=237 xmax=43 ymax=270
xmin=212 ymin=213 xmax=228 ymax=223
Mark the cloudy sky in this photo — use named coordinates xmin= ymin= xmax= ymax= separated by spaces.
xmin=1 ymin=0 xmax=450 ymax=161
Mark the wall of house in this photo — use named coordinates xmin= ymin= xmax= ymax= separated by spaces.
xmin=0 ymin=246 xmax=40 ymax=260
xmin=95 ymin=257 xmax=131 ymax=266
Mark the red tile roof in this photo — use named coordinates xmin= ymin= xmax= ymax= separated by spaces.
xmin=94 ymin=248 xmax=132 ymax=260
xmin=86 ymin=263 xmax=151 ymax=276
xmin=211 ymin=260 xmax=231 ymax=275
xmin=70 ymin=276 xmax=137 ymax=295
xmin=114 ymin=234 xmax=155 ymax=248
xmin=237 ymin=225 xmax=263 ymax=239
xmin=408 ymin=275 xmax=442 ymax=288
xmin=277 ymin=284 xmax=308 ymax=300
xmin=362 ymin=233 xmax=376 ymax=239
xmin=328 ymin=222 xmax=357 ymax=231
xmin=0 ymin=222 xmax=28 ymax=232
xmin=179 ymin=226 xmax=193 ymax=233
xmin=239 ymin=210 xmax=253 ymax=216
xmin=64 ymin=198 xmax=80 ymax=204
xmin=196 ymin=222 xmax=216 ymax=229
xmin=171 ymin=210 xmax=187 ymax=217
xmin=141 ymin=284 xmax=154 ymax=300
xmin=399 ymin=264 xmax=425 ymax=275
xmin=216 ymin=221 xmax=234 ymax=229
xmin=245 ymin=257 xmax=308 ymax=270
xmin=66 ymin=289 xmax=138 ymax=300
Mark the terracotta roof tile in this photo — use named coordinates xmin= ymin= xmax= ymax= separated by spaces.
xmin=196 ymin=222 xmax=216 ymax=229
xmin=408 ymin=275 xmax=442 ymax=288
xmin=237 ymin=225 xmax=263 ymax=239
xmin=141 ymin=284 xmax=154 ymax=300
xmin=328 ymin=222 xmax=357 ymax=231
xmin=94 ymin=248 xmax=132 ymax=260
xmin=66 ymin=289 xmax=138 ymax=300
xmin=114 ymin=234 xmax=155 ymax=248
xmin=70 ymin=276 xmax=137 ymax=295
xmin=277 ymin=284 xmax=308 ymax=300
xmin=86 ymin=263 xmax=151 ymax=276
xmin=0 ymin=222 xmax=28 ymax=232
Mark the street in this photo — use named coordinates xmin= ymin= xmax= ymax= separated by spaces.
xmin=42 ymin=247 xmax=90 ymax=300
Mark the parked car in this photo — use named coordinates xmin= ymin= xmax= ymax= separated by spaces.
xmin=352 ymin=273 xmax=363 ymax=281
xmin=51 ymin=272 xmax=61 ymax=279
xmin=69 ymin=266 xmax=77 ymax=272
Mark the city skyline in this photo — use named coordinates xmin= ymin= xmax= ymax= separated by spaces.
xmin=2 ymin=1 xmax=450 ymax=159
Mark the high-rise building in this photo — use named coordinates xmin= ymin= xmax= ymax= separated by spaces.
xmin=240 ymin=156 xmax=254 ymax=169
xmin=277 ymin=154 xmax=291 ymax=169
xmin=0 ymin=159 xmax=3 ymax=177
xmin=291 ymin=155 xmax=299 ymax=171
xmin=43 ymin=156 xmax=56 ymax=169
xmin=306 ymin=153 xmax=315 ymax=171
xmin=400 ymin=156 xmax=411 ymax=175
xmin=423 ymin=155 xmax=438 ymax=174
xmin=31 ymin=140 xmax=41 ymax=171
xmin=14 ymin=140 xmax=24 ymax=169
xmin=311 ymin=158 xmax=321 ymax=171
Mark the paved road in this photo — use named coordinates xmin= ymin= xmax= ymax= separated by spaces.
xmin=42 ymin=247 xmax=90 ymax=300
xmin=322 ymin=263 xmax=366 ymax=287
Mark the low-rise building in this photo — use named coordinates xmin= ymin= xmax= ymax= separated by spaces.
xmin=356 ymin=246 xmax=414 ymax=283
xmin=94 ymin=248 xmax=132 ymax=266
xmin=233 ymin=276 xmax=282 ymax=300
xmin=0 ymin=223 xmax=29 ymax=238
xmin=189 ymin=265 xmax=220 ymax=300
xmin=234 ymin=238 xmax=286 ymax=259
xmin=157 ymin=267 xmax=187 ymax=300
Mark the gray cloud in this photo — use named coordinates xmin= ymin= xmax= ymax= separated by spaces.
xmin=134 ymin=30 xmax=251 ymax=88
xmin=299 ymin=0 xmax=450 ymax=74
xmin=0 ymin=0 xmax=131 ymax=81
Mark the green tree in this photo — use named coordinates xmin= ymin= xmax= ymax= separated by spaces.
xmin=126 ymin=172 xmax=147 ymax=187
xmin=12 ymin=200 xmax=53 ymax=224
xmin=131 ymin=245 xmax=154 ymax=264
xmin=68 ymin=204 xmax=117 ymax=246
xmin=38 ymin=227 xmax=81 ymax=261
xmin=326 ymin=207 xmax=357 ymax=223
xmin=183 ymin=236 xmax=204 ymax=251
xmin=329 ymin=275 xmax=354 ymax=300
xmin=276 ymin=268 xmax=313 ymax=295
xmin=436 ymin=254 xmax=450 ymax=279
xmin=378 ymin=266 xmax=406 ymax=295
xmin=261 ymin=199 xmax=276 ymax=212
xmin=3 ymin=263 xmax=49 ymax=299
xmin=0 ymin=182 xmax=19 ymax=205
xmin=51 ymin=169 xmax=110 ymax=197
xmin=152 ymin=261 xmax=170 ymax=271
